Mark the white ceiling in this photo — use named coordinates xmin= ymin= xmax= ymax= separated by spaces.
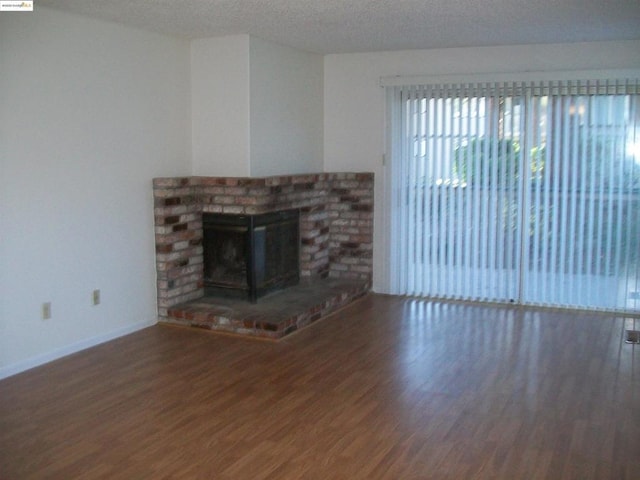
xmin=41 ymin=0 xmax=640 ymax=54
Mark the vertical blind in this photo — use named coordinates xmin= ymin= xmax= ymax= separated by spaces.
xmin=387 ymin=79 xmax=640 ymax=312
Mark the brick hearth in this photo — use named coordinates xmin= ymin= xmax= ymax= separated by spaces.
xmin=165 ymin=278 xmax=369 ymax=339
xmin=153 ymin=173 xmax=374 ymax=339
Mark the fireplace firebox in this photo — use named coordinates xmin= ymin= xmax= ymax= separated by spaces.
xmin=202 ymin=209 xmax=300 ymax=302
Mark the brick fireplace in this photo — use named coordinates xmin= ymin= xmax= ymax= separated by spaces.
xmin=153 ymin=173 xmax=374 ymax=338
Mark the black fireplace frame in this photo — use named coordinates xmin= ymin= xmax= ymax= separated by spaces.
xmin=202 ymin=209 xmax=300 ymax=303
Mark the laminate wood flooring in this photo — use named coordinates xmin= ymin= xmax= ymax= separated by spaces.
xmin=1 ymin=295 xmax=638 ymax=479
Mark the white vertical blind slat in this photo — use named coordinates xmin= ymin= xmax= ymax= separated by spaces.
xmin=584 ymin=95 xmax=596 ymax=298
xmin=411 ymin=88 xmax=419 ymax=294
xmin=472 ymin=96 xmax=483 ymax=301
xmin=436 ymin=92 xmax=446 ymax=297
xmin=488 ymin=85 xmax=499 ymax=300
xmin=424 ymin=93 xmax=433 ymax=296
xmin=415 ymin=93 xmax=425 ymax=295
xmin=462 ymin=93 xmax=473 ymax=298
xmin=524 ymin=93 xmax=536 ymax=303
xmin=454 ymin=94 xmax=465 ymax=298
xmin=479 ymin=92 xmax=489 ymax=299
xmin=548 ymin=95 xmax=562 ymax=305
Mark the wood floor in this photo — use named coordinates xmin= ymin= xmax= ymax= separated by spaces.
xmin=1 ymin=294 xmax=638 ymax=479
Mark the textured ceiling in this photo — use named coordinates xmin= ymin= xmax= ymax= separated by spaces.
xmin=41 ymin=0 xmax=640 ymax=54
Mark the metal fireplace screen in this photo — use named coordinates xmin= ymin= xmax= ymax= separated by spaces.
xmin=202 ymin=209 xmax=300 ymax=302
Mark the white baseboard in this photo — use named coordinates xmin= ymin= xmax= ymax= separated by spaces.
xmin=0 ymin=319 xmax=157 ymax=381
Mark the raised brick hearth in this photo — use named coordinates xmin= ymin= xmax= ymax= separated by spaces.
xmin=153 ymin=173 xmax=374 ymax=339
xmin=166 ymin=278 xmax=369 ymax=339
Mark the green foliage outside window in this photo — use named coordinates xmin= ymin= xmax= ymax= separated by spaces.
xmin=453 ymin=138 xmax=521 ymax=185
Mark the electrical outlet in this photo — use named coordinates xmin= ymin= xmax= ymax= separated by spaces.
xmin=42 ymin=302 xmax=51 ymax=320
xmin=92 ymin=289 xmax=100 ymax=305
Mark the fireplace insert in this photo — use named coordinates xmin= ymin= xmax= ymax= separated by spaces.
xmin=202 ymin=209 xmax=300 ymax=302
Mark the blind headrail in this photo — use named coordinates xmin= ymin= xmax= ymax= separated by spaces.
xmin=380 ymin=69 xmax=640 ymax=91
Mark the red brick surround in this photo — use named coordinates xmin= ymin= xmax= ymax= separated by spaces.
xmin=153 ymin=173 xmax=374 ymax=321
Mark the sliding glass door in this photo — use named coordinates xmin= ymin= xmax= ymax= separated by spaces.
xmin=388 ymin=79 xmax=640 ymax=312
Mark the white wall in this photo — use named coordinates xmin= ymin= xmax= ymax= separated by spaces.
xmin=0 ymin=7 xmax=191 ymax=377
xmin=249 ymin=37 xmax=323 ymax=176
xmin=191 ymin=35 xmax=323 ymax=177
xmin=323 ymin=41 xmax=640 ymax=293
xmin=191 ymin=35 xmax=251 ymax=176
